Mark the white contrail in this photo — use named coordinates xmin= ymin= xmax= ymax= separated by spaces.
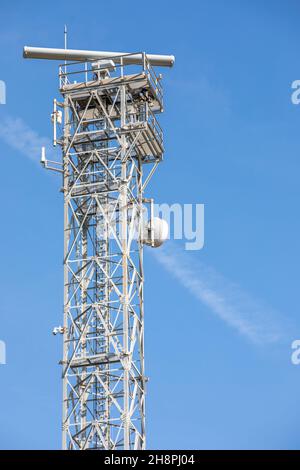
xmin=154 ymin=244 xmax=283 ymax=344
xmin=0 ymin=115 xmax=55 ymax=163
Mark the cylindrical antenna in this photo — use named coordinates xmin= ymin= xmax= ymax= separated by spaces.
xmin=23 ymin=46 xmax=175 ymax=67
xmin=64 ymin=25 xmax=67 ymax=50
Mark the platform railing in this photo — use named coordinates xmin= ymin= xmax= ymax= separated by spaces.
xmin=148 ymin=106 xmax=163 ymax=148
xmin=58 ymin=52 xmax=163 ymax=107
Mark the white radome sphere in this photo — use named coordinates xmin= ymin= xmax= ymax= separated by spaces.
xmin=143 ymin=217 xmax=169 ymax=247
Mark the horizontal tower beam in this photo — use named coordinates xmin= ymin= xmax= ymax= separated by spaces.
xmin=23 ymin=46 xmax=175 ymax=67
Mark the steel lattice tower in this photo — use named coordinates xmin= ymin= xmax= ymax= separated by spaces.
xmin=23 ymin=46 xmax=174 ymax=450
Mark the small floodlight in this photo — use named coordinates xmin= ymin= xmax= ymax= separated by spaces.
xmin=53 ymin=326 xmax=64 ymax=336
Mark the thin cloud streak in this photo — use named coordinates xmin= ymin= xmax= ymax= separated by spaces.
xmin=0 ymin=115 xmax=55 ymax=163
xmin=154 ymin=244 xmax=283 ymax=345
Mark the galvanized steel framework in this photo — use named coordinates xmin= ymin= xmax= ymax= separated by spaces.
xmin=56 ymin=55 xmax=165 ymax=450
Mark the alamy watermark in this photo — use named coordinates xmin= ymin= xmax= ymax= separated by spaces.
xmin=96 ymin=202 xmax=205 ymax=251
xmin=291 ymin=340 xmax=300 ymax=365
xmin=151 ymin=203 xmax=204 ymax=251
xmin=0 ymin=80 xmax=6 ymax=104
xmin=0 ymin=340 xmax=6 ymax=365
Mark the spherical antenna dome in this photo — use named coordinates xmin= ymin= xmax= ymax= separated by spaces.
xmin=142 ymin=217 xmax=169 ymax=247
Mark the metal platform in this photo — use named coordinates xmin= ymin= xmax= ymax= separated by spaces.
xmin=58 ymin=56 xmax=164 ymax=164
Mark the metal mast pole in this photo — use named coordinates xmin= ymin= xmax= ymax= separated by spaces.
xmin=62 ymin=94 xmax=70 ymax=450
xmin=120 ymin=58 xmax=130 ymax=449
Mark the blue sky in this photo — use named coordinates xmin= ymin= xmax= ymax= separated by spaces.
xmin=0 ymin=0 xmax=300 ymax=450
